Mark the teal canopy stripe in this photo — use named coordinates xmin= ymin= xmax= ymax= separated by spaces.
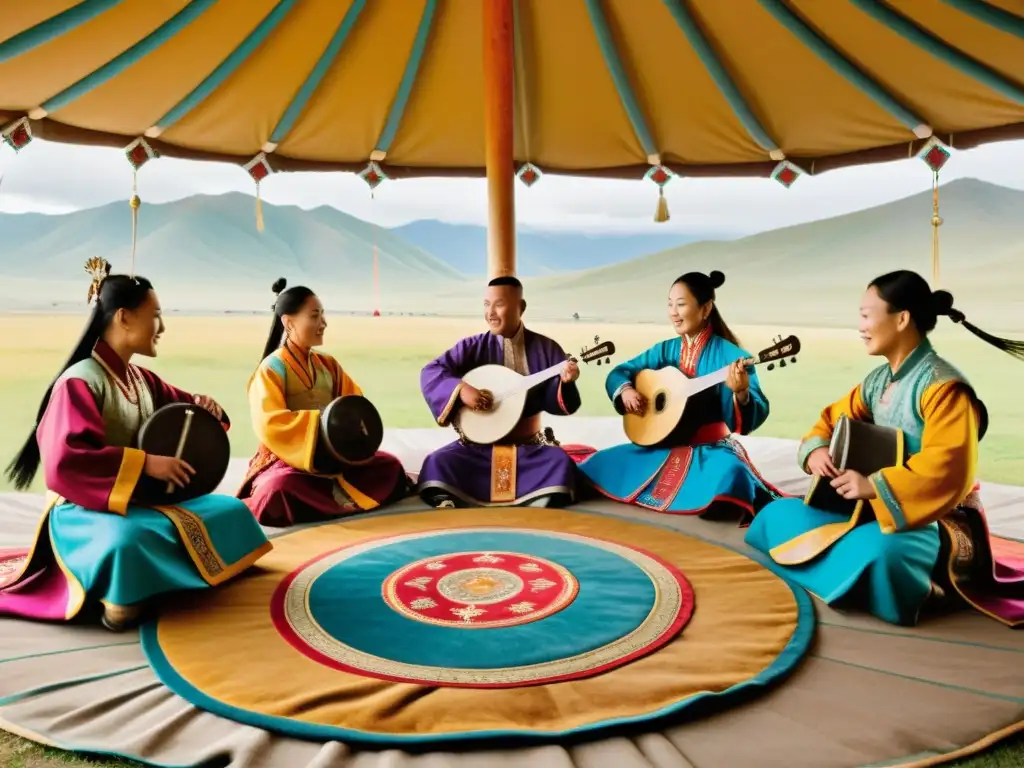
xmin=757 ymin=0 xmax=930 ymax=136
xmin=937 ymin=0 xmax=1024 ymax=41
xmin=41 ymin=0 xmax=218 ymax=115
xmin=270 ymin=0 xmax=369 ymax=145
xmin=662 ymin=0 xmax=781 ymax=157
xmin=0 ymin=0 xmax=124 ymax=65
xmin=152 ymin=0 xmax=299 ymax=133
xmin=583 ymin=0 xmax=659 ymax=160
xmin=849 ymin=0 xmax=1024 ymax=104
xmin=374 ymin=0 xmax=438 ymax=155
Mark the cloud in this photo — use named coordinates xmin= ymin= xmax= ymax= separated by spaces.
xmin=1 ymin=137 xmax=1022 ymax=236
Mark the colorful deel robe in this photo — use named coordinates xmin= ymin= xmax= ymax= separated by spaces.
xmin=418 ymin=325 xmax=584 ymax=507
xmin=578 ymin=326 xmax=782 ymax=515
xmin=0 ymin=340 xmax=272 ymax=623
xmin=745 ymin=339 xmax=1024 ymax=627
xmin=237 ymin=342 xmax=409 ymax=526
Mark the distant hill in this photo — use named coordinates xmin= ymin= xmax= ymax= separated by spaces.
xmin=390 ymin=220 xmax=705 ymax=276
xmin=0 ymin=193 xmax=465 ymax=311
xmin=517 ymin=178 xmax=1024 ymax=330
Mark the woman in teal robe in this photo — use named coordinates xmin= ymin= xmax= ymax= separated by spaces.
xmin=1 ymin=261 xmax=271 ymax=631
xmin=746 ymin=270 xmax=1024 ymax=627
xmin=579 ymin=271 xmax=782 ymax=516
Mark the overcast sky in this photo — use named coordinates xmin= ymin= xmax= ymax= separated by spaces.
xmin=1 ymin=137 xmax=1022 ymax=236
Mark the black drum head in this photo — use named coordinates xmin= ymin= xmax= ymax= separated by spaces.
xmin=136 ymin=402 xmax=231 ymax=505
xmin=321 ymin=395 xmax=384 ymax=464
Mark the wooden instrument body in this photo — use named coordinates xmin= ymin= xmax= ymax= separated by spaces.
xmin=804 ymin=414 xmax=906 ymax=516
xmin=315 ymin=394 xmax=384 ymax=471
xmin=623 ymin=367 xmax=710 ymax=447
xmin=135 ymin=402 xmax=230 ymax=504
xmin=456 ymin=364 xmax=530 ymax=445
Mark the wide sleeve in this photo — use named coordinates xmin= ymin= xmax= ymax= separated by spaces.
xmin=796 ymin=385 xmax=871 ymax=472
xmin=136 ymin=368 xmax=231 ymax=429
xmin=420 ymin=338 xmax=475 ymax=426
xmin=540 ymin=339 xmax=581 ymax=416
xmin=247 ymin=362 xmax=318 ymax=472
xmin=37 ymin=377 xmax=146 ymax=515
xmin=722 ymin=352 xmax=769 ymax=436
xmin=869 ymin=381 xmax=978 ymax=533
xmin=606 ymin=341 xmax=675 ymax=414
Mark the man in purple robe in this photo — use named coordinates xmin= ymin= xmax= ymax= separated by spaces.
xmin=418 ymin=277 xmax=582 ymax=508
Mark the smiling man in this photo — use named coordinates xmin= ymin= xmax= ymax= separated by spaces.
xmin=417 ymin=276 xmax=582 ymax=508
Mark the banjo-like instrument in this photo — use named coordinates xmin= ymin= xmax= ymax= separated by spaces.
xmin=455 ymin=337 xmax=615 ymax=445
xmin=623 ymin=334 xmax=801 ymax=447
xmin=135 ymin=402 xmax=231 ymax=504
xmin=313 ymin=394 xmax=385 ymax=472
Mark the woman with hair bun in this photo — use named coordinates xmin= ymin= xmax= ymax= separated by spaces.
xmin=237 ymin=278 xmax=410 ymax=526
xmin=579 ymin=270 xmax=781 ymax=516
xmin=1 ymin=259 xmax=271 ymax=631
xmin=746 ymin=269 xmax=1024 ymax=627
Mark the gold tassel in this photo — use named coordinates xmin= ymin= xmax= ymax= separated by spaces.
xmin=930 ymin=170 xmax=942 ymax=287
xmin=129 ymin=168 xmax=141 ymax=278
xmin=255 ymin=183 xmax=265 ymax=233
xmin=654 ymin=186 xmax=669 ymax=223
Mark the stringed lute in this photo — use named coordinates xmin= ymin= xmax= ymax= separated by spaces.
xmin=623 ymin=335 xmax=801 ymax=447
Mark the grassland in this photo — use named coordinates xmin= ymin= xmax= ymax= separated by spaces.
xmin=0 ymin=312 xmax=1021 ymax=765
xmin=0 ymin=313 xmax=1020 ymax=489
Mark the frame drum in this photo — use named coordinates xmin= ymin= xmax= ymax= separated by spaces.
xmin=136 ymin=402 xmax=231 ymax=504
xmin=316 ymin=395 xmax=384 ymax=469
xmin=804 ymin=414 xmax=905 ymax=515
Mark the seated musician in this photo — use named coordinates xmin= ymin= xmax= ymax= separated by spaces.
xmin=237 ymin=279 xmax=409 ymax=526
xmin=579 ymin=271 xmax=780 ymax=515
xmin=1 ymin=260 xmax=271 ymax=632
xmin=746 ymin=270 xmax=1024 ymax=627
xmin=418 ymin=276 xmax=582 ymax=508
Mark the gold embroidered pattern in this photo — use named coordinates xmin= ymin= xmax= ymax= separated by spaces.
xmin=502 ymin=325 xmax=530 ymax=375
xmin=283 ymin=530 xmax=685 ymax=685
xmin=508 ymin=601 xmax=537 ymax=614
xmin=154 ymin=505 xmax=227 ymax=581
xmin=490 ymin=444 xmax=517 ymax=503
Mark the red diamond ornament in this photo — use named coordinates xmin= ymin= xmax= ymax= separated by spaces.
xmin=646 ymin=165 xmax=672 ymax=188
xmin=517 ymin=163 xmax=541 ymax=187
xmin=124 ymin=137 xmax=158 ymax=171
xmin=244 ymin=152 xmax=272 ymax=184
xmin=360 ymin=161 xmax=387 ymax=190
xmin=916 ymin=137 xmax=950 ymax=174
xmin=771 ymin=160 xmax=804 ymax=189
xmin=2 ymin=118 xmax=33 ymax=153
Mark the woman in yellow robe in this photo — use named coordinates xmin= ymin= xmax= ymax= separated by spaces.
xmin=237 ymin=279 xmax=410 ymax=526
xmin=746 ymin=270 xmax=1024 ymax=627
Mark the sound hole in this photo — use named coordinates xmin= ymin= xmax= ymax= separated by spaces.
xmin=654 ymin=391 xmax=666 ymax=413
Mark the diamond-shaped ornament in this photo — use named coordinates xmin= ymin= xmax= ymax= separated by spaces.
xmin=771 ymin=160 xmax=805 ymax=189
xmin=360 ymin=161 xmax=387 ymax=190
xmin=124 ymin=137 xmax=159 ymax=171
xmin=646 ymin=165 xmax=672 ymax=188
xmin=244 ymin=152 xmax=273 ymax=184
xmin=517 ymin=163 xmax=541 ymax=188
xmin=916 ymin=136 xmax=950 ymax=174
xmin=2 ymin=117 xmax=33 ymax=153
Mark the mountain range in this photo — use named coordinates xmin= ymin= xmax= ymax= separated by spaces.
xmin=0 ymin=178 xmax=1021 ymax=328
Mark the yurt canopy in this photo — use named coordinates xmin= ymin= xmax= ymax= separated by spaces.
xmin=1 ymin=0 xmax=1023 ymax=275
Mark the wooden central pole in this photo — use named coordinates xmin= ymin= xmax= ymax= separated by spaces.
xmin=483 ymin=0 xmax=516 ymax=279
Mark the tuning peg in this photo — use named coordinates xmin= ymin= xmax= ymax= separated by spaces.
xmin=779 ymin=359 xmax=787 ymax=368
xmin=767 ymin=363 xmax=776 ymax=371
xmin=594 ymin=335 xmax=600 ymax=344
xmin=790 ymin=356 xmax=797 ymax=364
xmin=596 ymin=359 xmax=602 ymax=366
xmin=604 ymin=356 xmax=611 ymax=365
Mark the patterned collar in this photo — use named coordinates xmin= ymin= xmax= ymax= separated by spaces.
xmin=679 ymin=324 xmax=712 ymax=376
xmin=890 ymin=338 xmax=934 ymax=382
xmin=500 ymin=324 xmax=529 ymax=375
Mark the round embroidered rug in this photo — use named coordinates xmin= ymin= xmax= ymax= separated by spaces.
xmin=140 ymin=507 xmax=813 ymax=745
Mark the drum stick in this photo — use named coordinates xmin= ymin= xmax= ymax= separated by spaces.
xmin=166 ymin=408 xmax=195 ymax=494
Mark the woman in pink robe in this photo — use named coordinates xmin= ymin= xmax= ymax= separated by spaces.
xmin=1 ymin=262 xmax=270 ymax=631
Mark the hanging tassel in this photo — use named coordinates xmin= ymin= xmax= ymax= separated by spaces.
xmin=255 ymin=183 xmax=265 ymax=233
xmin=930 ymin=170 xmax=942 ymax=287
xmin=129 ymin=168 xmax=141 ymax=278
xmin=654 ymin=186 xmax=669 ymax=223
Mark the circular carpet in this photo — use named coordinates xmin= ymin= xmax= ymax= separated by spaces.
xmin=141 ymin=507 xmax=814 ymax=745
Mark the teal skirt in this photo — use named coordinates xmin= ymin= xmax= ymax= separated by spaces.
xmin=50 ymin=494 xmax=271 ymax=611
xmin=744 ymin=497 xmax=940 ymax=626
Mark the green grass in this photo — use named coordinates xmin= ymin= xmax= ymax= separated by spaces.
xmin=0 ymin=313 xmax=1021 ymax=766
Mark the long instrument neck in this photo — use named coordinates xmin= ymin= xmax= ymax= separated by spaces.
xmin=686 ymin=356 xmax=756 ymax=395
xmin=493 ymin=361 xmax=567 ymax=401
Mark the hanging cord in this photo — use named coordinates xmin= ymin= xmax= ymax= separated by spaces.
xmin=930 ymin=169 xmax=941 ymax=287
xmin=129 ymin=168 xmax=141 ymax=278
